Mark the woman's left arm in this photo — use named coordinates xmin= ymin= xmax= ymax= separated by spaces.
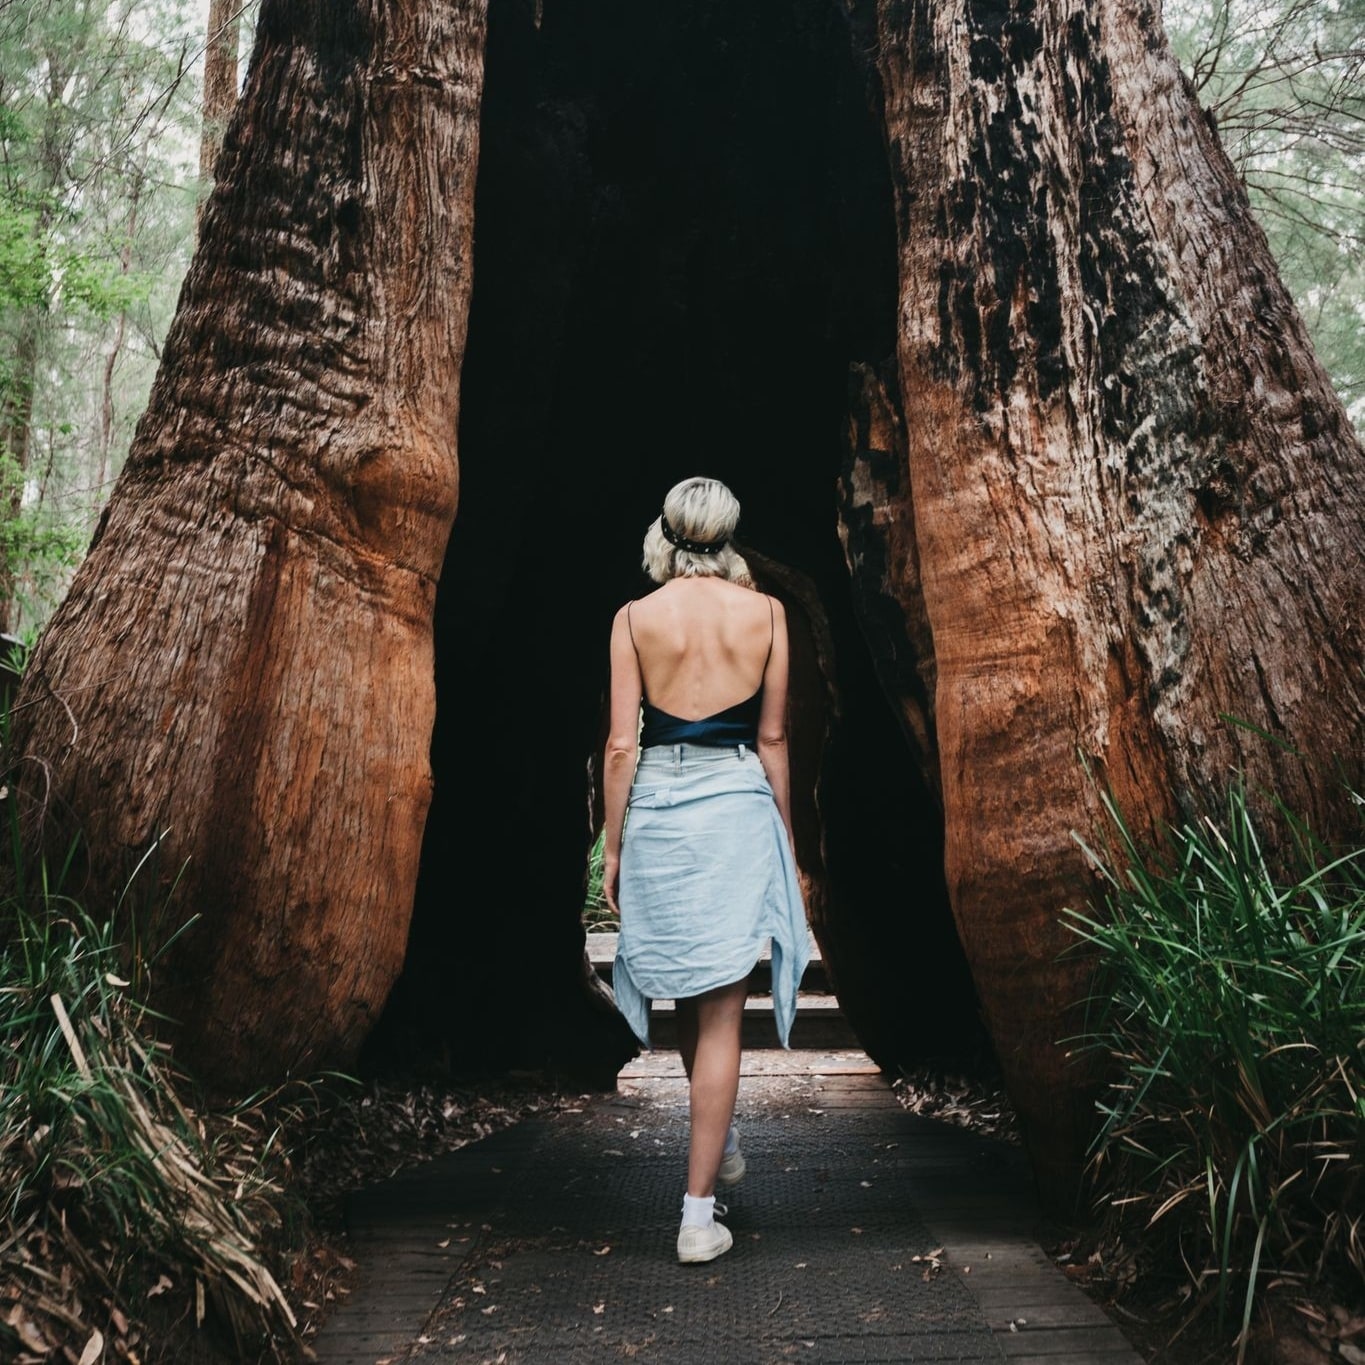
xmin=602 ymin=605 xmax=642 ymax=914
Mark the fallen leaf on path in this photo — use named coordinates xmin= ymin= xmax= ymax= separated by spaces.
xmin=6 ymin=1309 xmax=49 ymax=1355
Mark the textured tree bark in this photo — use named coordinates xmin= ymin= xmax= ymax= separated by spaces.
xmin=9 ymin=0 xmax=488 ymax=1086
xmin=866 ymin=0 xmax=1365 ymax=1203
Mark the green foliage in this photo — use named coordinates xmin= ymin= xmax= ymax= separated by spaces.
xmin=0 ymin=0 xmax=205 ymax=632
xmin=0 ymin=863 xmax=302 ymax=1359
xmin=0 ymin=197 xmax=51 ymax=311
xmin=1 ymin=683 xmax=300 ymax=1358
xmin=0 ymin=447 xmax=84 ymax=620
xmin=1068 ymin=780 xmax=1365 ymax=1360
xmin=582 ymin=828 xmax=616 ymax=930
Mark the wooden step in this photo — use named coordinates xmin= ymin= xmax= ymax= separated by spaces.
xmin=585 ymin=931 xmax=829 ymax=994
xmin=585 ymin=931 xmax=858 ymax=1050
xmin=647 ymin=993 xmax=859 ymax=1050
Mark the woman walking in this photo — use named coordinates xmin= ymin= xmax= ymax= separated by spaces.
xmin=602 ymin=476 xmax=810 ymax=1264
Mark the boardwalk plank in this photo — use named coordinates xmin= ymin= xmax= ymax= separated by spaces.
xmin=311 ymin=1052 xmax=1141 ymax=1365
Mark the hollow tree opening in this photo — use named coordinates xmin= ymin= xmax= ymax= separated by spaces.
xmin=369 ymin=0 xmax=983 ymax=1078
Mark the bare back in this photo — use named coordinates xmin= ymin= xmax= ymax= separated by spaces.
xmin=627 ymin=578 xmax=774 ymax=720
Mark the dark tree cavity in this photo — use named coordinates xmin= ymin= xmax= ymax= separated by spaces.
xmin=370 ymin=0 xmax=983 ymax=1082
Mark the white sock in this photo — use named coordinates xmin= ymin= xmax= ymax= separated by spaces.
xmin=681 ymin=1193 xmax=715 ymax=1228
xmin=723 ymin=1125 xmax=739 ymax=1156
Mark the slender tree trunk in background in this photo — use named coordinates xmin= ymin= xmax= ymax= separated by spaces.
xmin=0 ymin=52 xmax=71 ymax=635
xmin=0 ymin=317 xmax=39 ymax=636
xmin=199 ymin=0 xmax=242 ymax=196
xmin=866 ymin=0 xmax=1365 ymax=1204
xmin=98 ymin=179 xmax=141 ymax=497
xmin=10 ymin=0 xmax=488 ymax=1087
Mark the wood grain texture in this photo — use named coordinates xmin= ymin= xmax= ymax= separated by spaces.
xmin=10 ymin=0 xmax=488 ymax=1086
xmin=866 ymin=0 xmax=1365 ymax=1202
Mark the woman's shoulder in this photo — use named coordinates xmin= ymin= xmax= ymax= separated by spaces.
xmin=612 ymin=588 xmax=664 ymax=633
xmin=615 ymin=586 xmax=663 ymax=614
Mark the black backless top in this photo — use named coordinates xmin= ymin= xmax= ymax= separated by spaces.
xmin=628 ymin=595 xmax=774 ymax=748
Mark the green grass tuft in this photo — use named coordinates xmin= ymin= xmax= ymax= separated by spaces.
xmin=0 ymin=827 xmax=302 ymax=1359
xmin=1068 ymin=779 xmax=1365 ymax=1361
xmin=581 ymin=828 xmax=616 ymax=932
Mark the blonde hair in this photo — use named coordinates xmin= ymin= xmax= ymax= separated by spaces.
xmin=642 ymin=477 xmax=753 ymax=585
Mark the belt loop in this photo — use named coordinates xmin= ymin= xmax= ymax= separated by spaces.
xmin=737 ymin=742 xmax=747 ymax=760
xmin=673 ymin=742 xmax=682 ymax=772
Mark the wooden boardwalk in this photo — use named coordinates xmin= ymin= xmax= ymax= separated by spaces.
xmin=312 ymin=1051 xmax=1142 ymax=1364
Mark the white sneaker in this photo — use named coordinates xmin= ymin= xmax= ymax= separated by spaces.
xmin=677 ymin=1215 xmax=733 ymax=1264
xmin=717 ymin=1128 xmax=745 ymax=1187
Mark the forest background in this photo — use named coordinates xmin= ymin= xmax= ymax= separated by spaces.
xmin=0 ymin=0 xmax=1362 ymax=642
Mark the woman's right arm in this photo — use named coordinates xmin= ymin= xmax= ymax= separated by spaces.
xmin=602 ymin=605 xmax=642 ymax=913
xmin=755 ymin=598 xmax=794 ymax=851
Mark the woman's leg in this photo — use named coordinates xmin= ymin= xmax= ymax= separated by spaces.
xmin=676 ymin=997 xmax=699 ymax=1080
xmin=685 ymin=979 xmax=748 ymax=1197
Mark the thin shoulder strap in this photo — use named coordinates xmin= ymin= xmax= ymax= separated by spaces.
xmin=626 ymin=602 xmax=649 ymax=701
xmin=625 ymin=600 xmax=652 ymax=698
xmin=763 ymin=594 xmax=775 ymax=673
xmin=626 ymin=602 xmax=642 ymax=660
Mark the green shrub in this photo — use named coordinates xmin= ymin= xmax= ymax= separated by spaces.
xmin=1068 ymin=780 xmax=1365 ymax=1360
xmin=0 ymin=886 xmax=301 ymax=1360
xmin=582 ymin=828 xmax=615 ymax=931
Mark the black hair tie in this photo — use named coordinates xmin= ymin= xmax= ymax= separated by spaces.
xmin=660 ymin=513 xmax=728 ymax=556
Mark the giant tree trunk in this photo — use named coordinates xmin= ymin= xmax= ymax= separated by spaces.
xmin=861 ymin=0 xmax=1365 ymax=1203
xmin=9 ymin=0 xmax=487 ymax=1086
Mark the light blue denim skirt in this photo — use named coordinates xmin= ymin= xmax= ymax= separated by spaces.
xmin=614 ymin=741 xmax=810 ymax=1048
